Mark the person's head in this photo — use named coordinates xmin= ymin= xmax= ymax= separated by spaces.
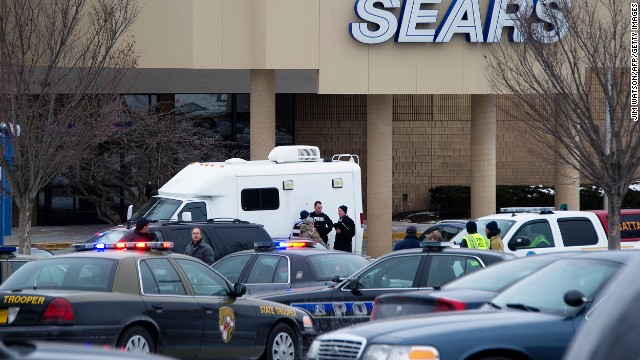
xmin=406 ymin=225 xmax=417 ymax=236
xmin=191 ymin=227 xmax=203 ymax=243
xmin=314 ymin=201 xmax=323 ymax=214
xmin=485 ymin=221 xmax=501 ymax=237
xmin=428 ymin=230 xmax=444 ymax=242
xmin=466 ymin=221 xmax=477 ymax=234
xmin=135 ymin=217 xmax=150 ymax=233
xmin=304 ymin=217 xmax=314 ymax=225
xmin=338 ymin=205 xmax=348 ymax=217
xmin=300 ymin=210 xmax=310 ymax=220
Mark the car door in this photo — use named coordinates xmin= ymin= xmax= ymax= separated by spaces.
xmin=174 ymin=258 xmax=260 ymax=359
xmin=138 ymin=258 xmax=202 ymax=359
xmin=329 ymin=253 xmax=425 ymax=330
xmin=212 ymin=254 xmax=255 ymax=284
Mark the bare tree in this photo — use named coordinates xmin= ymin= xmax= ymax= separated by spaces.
xmin=67 ymin=103 xmax=245 ymax=225
xmin=486 ymin=0 xmax=638 ymax=249
xmin=0 ymin=0 xmax=139 ymax=253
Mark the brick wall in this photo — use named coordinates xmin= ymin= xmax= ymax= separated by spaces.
xmin=295 ymin=93 xmax=557 ymax=215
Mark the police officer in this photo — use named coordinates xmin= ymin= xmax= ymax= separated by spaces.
xmin=393 ymin=226 xmax=421 ymax=250
xmin=460 ymin=221 xmax=490 ymax=249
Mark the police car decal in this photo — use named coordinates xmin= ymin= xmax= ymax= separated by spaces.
xmin=219 ymin=307 xmax=235 ymax=343
xmin=291 ymin=302 xmax=374 ymax=318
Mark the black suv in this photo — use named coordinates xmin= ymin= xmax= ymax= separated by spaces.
xmin=76 ymin=218 xmax=271 ymax=261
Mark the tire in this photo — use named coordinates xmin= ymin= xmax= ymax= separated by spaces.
xmin=117 ymin=326 xmax=155 ymax=354
xmin=262 ymin=323 xmax=299 ymax=360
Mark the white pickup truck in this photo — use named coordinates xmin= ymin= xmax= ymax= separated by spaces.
xmin=451 ymin=207 xmax=639 ymax=257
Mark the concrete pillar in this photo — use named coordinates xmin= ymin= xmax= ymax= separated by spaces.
xmin=250 ymin=69 xmax=275 ymax=160
xmin=470 ymin=94 xmax=497 ymax=218
xmin=554 ymin=138 xmax=580 ymax=210
xmin=366 ymin=95 xmax=393 ymax=258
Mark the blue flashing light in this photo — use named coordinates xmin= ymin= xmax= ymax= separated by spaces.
xmin=94 ymin=243 xmax=106 ymax=250
xmin=0 ymin=246 xmax=16 ymax=254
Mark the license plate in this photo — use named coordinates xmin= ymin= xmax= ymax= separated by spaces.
xmin=0 ymin=309 xmax=7 ymax=324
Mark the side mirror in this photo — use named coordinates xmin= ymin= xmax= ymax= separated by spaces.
xmin=564 ymin=289 xmax=587 ymax=307
xmin=508 ymin=236 xmax=531 ymax=251
xmin=181 ymin=212 xmax=192 ymax=222
xmin=344 ymin=277 xmax=359 ymax=290
xmin=127 ymin=205 xmax=133 ymax=220
xmin=232 ymin=283 xmax=247 ymax=297
xmin=331 ymin=274 xmax=345 ymax=283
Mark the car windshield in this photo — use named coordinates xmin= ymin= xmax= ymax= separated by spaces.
xmin=85 ymin=229 xmax=130 ymax=244
xmin=130 ymin=197 xmax=182 ymax=222
xmin=451 ymin=219 xmax=516 ymax=244
xmin=490 ymin=258 xmax=621 ymax=316
xmin=307 ymin=254 xmax=370 ymax=281
xmin=444 ymin=256 xmax=561 ymax=292
xmin=0 ymin=257 xmax=117 ymax=292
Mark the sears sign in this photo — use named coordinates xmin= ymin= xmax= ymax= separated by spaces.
xmin=350 ymin=0 xmax=570 ymax=44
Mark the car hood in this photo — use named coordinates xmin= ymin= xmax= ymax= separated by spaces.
xmin=327 ymin=309 xmax=564 ymax=343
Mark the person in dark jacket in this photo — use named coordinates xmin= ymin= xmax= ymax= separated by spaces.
xmin=290 ymin=210 xmax=310 ymax=238
xmin=184 ymin=227 xmax=215 ymax=265
xmin=393 ymin=225 xmax=421 ymax=251
xmin=310 ymin=201 xmax=333 ymax=244
xmin=133 ymin=217 xmax=156 ymax=241
xmin=333 ymin=205 xmax=356 ymax=252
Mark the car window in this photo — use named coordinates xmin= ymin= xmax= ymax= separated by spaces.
xmin=9 ymin=260 xmax=28 ymax=273
xmin=212 ymin=254 xmax=253 ymax=283
xmin=451 ymin=219 xmax=516 ymax=244
xmin=558 ymin=218 xmax=598 ymax=246
xmin=0 ymin=258 xmax=116 ymax=291
xmin=492 ymin=259 xmax=620 ymax=316
xmin=513 ymin=220 xmax=555 ymax=248
xmin=139 ymin=258 xmax=186 ymax=295
xmin=213 ymin=226 xmax=271 ymax=242
xmin=307 ymin=253 xmax=370 ymax=281
xmin=175 ymin=258 xmax=230 ymax=296
xmin=179 ymin=202 xmax=207 ymax=221
xmin=358 ymin=255 xmax=422 ymax=289
xmin=426 ymin=255 xmax=479 ymax=288
xmin=84 ymin=229 xmax=129 ymax=244
xmin=246 ymin=255 xmax=282 ymax=284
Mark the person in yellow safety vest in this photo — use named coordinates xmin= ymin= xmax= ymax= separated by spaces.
xmin=460 ymin=221 xmax=490 ymax=249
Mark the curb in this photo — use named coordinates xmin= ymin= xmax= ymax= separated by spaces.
xmin=34 ymin=243 xmax=74 ymax=251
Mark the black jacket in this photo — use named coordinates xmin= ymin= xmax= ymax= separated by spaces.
xmin=393 ymin=235 xmax=421 ymax=251
xmin=310 ymin=211 xmax=333 ymax=242
xmin=334 ymin=215 xmax=356 ymax=252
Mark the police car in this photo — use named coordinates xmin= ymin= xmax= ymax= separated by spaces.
xmin=212 ymin=240 xmax=370 ymax=295
xmin=255 ymin=242 xmax=516 ymax=334
xmin=0 ymin=242 xmax=315 ymax=360
xmin=0 ymin=246 xmax=41 ymax=284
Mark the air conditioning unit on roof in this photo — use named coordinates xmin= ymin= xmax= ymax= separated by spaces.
xmin=268 ymin=146 xmax=321 ymax=163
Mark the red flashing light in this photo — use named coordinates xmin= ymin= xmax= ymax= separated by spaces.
xmin=40 ymin=298 xmax=75 ymax=324
xmin=434 ymin=298 xmax=466 ymax=312
xmin=134 ymin=242 xmax=147 ymax=249
xmin=161 ymin=242 xmax=172 ymax=248
xmin=115 ymin=243 xmax=126 ymax=249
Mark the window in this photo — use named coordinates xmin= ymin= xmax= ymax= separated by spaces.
xmin=307 ymin=254 xmax=371 ymax=281
xmin=246 ymin=255 xmax=282 ymax=283
xmin=212 ymin=254 xmax=253 ymax=283
xmin=241 ymin=188 xmax=279 ymax=211
xmin=179 ymin=202 xmax=207 ymax=221
xmin=357 ymin=255 xmax=422 ymax=289
xmin=426 ymin=255 xmax=483 ymax=288
xmin=558 ymin=218 xmax=598 ymax=246
xmin=139 ymin=258 xmax=186 ymax=295
xmin=175 ymin=258 xmax=229 ymax=296
xmin=513 ymin=220 xmax=554 ymax=249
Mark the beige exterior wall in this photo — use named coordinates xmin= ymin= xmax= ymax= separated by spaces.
xmin=131 ymin=0 xmax=494 ymax=93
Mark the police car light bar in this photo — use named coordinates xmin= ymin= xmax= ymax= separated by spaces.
xmin=254 ymin=240 xmax=316 ymax=251
xmin=72 ymin=242 xmax=174 ymax=251
xmin=500 ymin=207 xmax=555 ymax=214
xmin=0 ymin=246 xmax=17 ymax=254
xmin=421 ymin=241 xmax=455 ymax=249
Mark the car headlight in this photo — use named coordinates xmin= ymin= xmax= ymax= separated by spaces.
xmin=362 ymin=344 xmax=440 ymax=360
xmin=303 ymin=315 xmax=313 ymax=330
xmin=307 ymin=340 xmax=320 ymax=359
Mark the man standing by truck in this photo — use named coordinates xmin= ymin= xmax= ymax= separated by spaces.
xmin=311 ymin=201 xmax=333 ymax=245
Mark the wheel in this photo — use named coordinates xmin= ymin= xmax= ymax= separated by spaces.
xmin=262 ymin=323 xmax=298 ymax=360
xmin=117 ymin=326 xmax=155 ymax=354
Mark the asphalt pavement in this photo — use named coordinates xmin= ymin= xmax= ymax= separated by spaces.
xmin=1 ymin=220 xmax=432 ymax=256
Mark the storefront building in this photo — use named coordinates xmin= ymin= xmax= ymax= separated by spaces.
xmin=40 ymin=0 xmax=584 ymax=257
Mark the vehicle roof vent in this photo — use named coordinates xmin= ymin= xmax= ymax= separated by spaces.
xmin=268 ymin=146 xmax=321 ymax=163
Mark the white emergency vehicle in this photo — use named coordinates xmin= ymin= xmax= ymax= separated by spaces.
xmin=127 ymin=146 xmax=365 ymax=254
xmin=451 ymin=207 xmax=639 ymax=257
